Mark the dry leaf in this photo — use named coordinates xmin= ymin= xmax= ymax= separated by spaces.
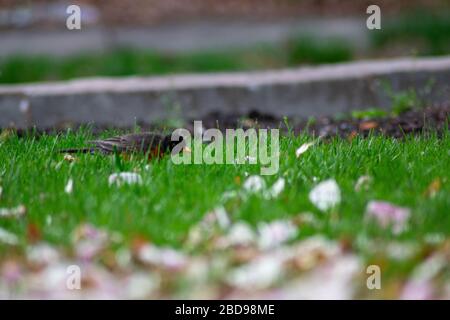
xmin=63 ymin=154 xmax=76 ymax=162
xmin=359 ymin=121 xmax=378 ymax=131
xmin=424 ymin=178 xmax=441 ymax=198
xmin=347 ymin=131 xmax=358 ymax=142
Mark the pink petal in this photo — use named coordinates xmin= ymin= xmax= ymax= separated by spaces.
xmin=365 ymin=201 xmax=410 ymax=234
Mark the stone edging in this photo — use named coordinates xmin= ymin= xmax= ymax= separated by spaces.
xmin=1 ymin=56 xmax=449 ymax=128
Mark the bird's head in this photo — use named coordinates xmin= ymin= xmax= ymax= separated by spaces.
xmin=163 ymin=133 xmax=188 ymax=154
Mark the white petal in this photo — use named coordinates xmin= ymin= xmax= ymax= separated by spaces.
xmin=63 ymin=154 xmax=76 ymax=162
xmin=138 ymin=244 xmax=187 ymax=270
xmin=125 ymin=273 xmax=160 ymax=299
xmin=221 ymin=190 xmax=239 ymax=202
xmin=64 ymin=178 xmax=74 ymax=194
xmin=72 ymin=224 xmax=109 ymax=261
xmin=265 ymin=178 xmax=285 ymax=199
xmin=0 ymin=205 xmax=27 ymax=218
xmin=108 ymin=172 xmax=143 ymax=186
xmin=243 ymin=175 xmax=266 ymax=193
xmin=0 ymin=227 xmax=18 ymax=245
xmin=226 ymin=256 xmax=282 ymax=289
xmin=275 ymin=255 xmax=361 ymax=299
xmin=219 ymin=222 xmax=256 ymax=247
xmin=309 ymin=179 xmax=341 ymax=211
xmin=257 ymin=219 xmax=297 ymax=249
xmin=354 ymin=175 xmax=372 ymax=192
xmin=214 ymin=206 xmax=231 ymax=229
xmin=27 ymin=243 xmax=59 ymax=266
xmin=295 ymin=142 xmax=314 ymax=158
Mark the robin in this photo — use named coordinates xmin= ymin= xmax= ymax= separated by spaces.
xmin=60 ymin=132 xmax=186 ymax=159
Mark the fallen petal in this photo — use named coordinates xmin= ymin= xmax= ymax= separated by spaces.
xmin=138 ymin=244 xmax=187 ymax=271
xmin=295 ymin=142 xmax=314 ymax=158
xmin=309 ymin=179 xmax=341 ymax=211
xmin=243 ymin=175 xmax=266 ymax=193
xmin=365 ymin=201 xmax=410 ymax=234
xmin=217 ymin=222 xmax=256 ymax=248
xmin=287 ymin=236 xmax=341 ymax=270
xmin=1 ymin=260 xmax=22 ymax=283
xmin=72 ymin=224 xmax=109 ymax=261
xmin=27 ymin=243 xmax=60 ymax=266
xmin=257 ymin=220 xmax=297 ymax=250
xmin=64 ymin=178 xmax=74 ymax=194
xmin=226 ymin=256 xmax=282 ymax=289
xmin=125 ymin=273 xmax=160 ymax=299
xmin=385 ymin=241 xmax=419 ymax=261
xmin=424 ymin=178 xmax=441 ymax=198
xmin=274 ymin=255 xmax=360 ymax=299
xmin=0 ymin=227 xmax=19 ymax=245
xmin=108 ymin=172 xmax=143 ymax=186
xmin=213 ymin=206 xmax=231 ymax=229
xmin=401 ymin=280 xmax=434 ymax=300
xmin=63 ymin=154 xmax=76 ymax=162
xmin=264 ymin=178 xmax=285 ymax=199
xmin=0 ymin=205 xmax=27 ymax=219
xmin=354 ymin=175 xmax=372 ymax=192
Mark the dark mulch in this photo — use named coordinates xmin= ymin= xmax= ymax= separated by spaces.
xmin=8 ymin=104 xmax=450 ymax=139
xmin=193 ymin=104 xmax=449 ymax=139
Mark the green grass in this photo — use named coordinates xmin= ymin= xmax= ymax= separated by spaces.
xmin=0 ymin=129 xmax=449 ymax=256
xmin=0 ymin=37 xmax=353 ymax=84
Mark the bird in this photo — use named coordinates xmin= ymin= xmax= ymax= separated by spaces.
xmin=60 ymin=132 xmax=185 ymax=159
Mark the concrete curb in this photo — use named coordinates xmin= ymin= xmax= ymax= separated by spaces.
xmin=1 ymin=56 xmax=449 ymax=129
xmin=0 ymin=18 xmax=368 ymax=57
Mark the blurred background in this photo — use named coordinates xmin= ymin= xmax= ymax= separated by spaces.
xmin=0 ymin=0 xmax=449 ymax=84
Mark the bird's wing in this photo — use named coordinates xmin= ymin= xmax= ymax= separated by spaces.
xmin=90 ymin=133 xmax=165 ymax=154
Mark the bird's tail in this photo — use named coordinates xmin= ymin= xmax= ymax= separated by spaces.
xmin=59 ymin=147 xmax=97 ymax=154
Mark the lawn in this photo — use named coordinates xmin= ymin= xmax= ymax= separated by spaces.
xmin=0 ymin=128 xmax=449 ymax=298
